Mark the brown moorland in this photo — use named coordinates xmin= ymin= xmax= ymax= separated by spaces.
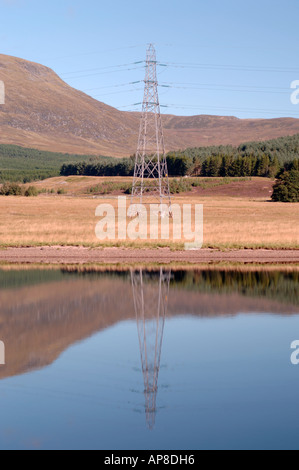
xmin=1 ymin=54 xmax=299 ymax=156
xmin=0 ymin=177 xmax=298 ymax=252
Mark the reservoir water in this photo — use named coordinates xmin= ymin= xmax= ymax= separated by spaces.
xmin=0 ymin=267 xmax=298 ymax=450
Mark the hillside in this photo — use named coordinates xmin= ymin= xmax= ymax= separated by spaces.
xmin=1 ymin=54 xmax=299 ymax=156
xmin=0 ymin=144 xmax=112 ymax=182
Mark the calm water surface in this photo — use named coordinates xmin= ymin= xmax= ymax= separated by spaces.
xmin=0 ymin=268 xmax=298 ymax=450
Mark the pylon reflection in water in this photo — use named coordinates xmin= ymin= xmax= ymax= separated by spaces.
xmin=131 ymin=268 xmax=171 ymax=430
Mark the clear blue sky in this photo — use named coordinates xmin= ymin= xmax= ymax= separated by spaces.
xmin=1 ymin=0 xmax=299 ymax=119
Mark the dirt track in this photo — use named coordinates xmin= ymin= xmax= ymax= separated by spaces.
xmin=0 ymin=246 xmax=298 ymax=265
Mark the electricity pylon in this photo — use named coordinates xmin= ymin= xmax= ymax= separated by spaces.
xmin=129 ymin=44 xmax=172 ymax=217
xmin=131 ymin=268 xmax=171 ymax=430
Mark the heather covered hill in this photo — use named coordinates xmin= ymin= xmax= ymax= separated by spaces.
xmin=1 ymin=54 xmax=299 ymax=156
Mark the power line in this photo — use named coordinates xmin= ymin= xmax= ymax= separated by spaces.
xmin=155 ymin=42 xmax=297 ymax=54
xmin=159 ymin=83 xmax=290 ymax=95
xmin=117 ymin=104 xmax=141 ymax=109
xmin=61 ymin=61 xmax=144 ymax=76
xmin=81 ymin=79 xmax=290 ymax=95
xmin=115 ymin=102 xmax=299 ymax=117
xmin=83 ymin=80 xmax=142 ymax=92
xmin=162 ymin=81 xmax=288 ymax=90
xmin=59 ymin=59 xmax=299 ymax=81
xmin=45 ymin=44 xmax=146 ymax=61
xmin=54 ymin=54 xmax=299 ymax=118
xmin=63 ymin=65 xmax=145 ymax=80
xmin=91 ymin=87 xmax=144 ymax=97
xmin=160 ymin=103 xmax=299 ymax=116
xmin=158 ymin=61 xmax=299 ymax=74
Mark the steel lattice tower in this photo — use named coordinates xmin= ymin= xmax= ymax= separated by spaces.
xmin=129 ymin=44 xmax=172 ymax=216
xmin=131 ymin=268 xmax=171 ymax=430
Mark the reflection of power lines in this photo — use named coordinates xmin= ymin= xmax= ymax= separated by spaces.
xmin=131 ymin=268 xmax=171 ymax=430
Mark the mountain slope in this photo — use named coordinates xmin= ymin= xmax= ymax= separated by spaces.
xmin=1 ymin=54 xmax=299 ymax=156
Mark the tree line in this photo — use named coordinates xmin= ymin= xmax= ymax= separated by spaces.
xmin=171 ymin=269 xmax=299 ymax=306
xmin=60 ymin=159 xmax=134 ymax=177
xmin=1 ymin=134 xmax=299 ymax=183
xmin=170 ymin=133 xmax=299 ymax=165
xmin=60 ymin=134 xmax=299 ymax=179
xmin=60 ymin=153 xmax=282 ymax=178
xmin=0 ymin=144 xmax=112 ymax=183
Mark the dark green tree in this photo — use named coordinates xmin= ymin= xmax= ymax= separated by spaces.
xmin=272 ymin=168 xmax=299 ymax=202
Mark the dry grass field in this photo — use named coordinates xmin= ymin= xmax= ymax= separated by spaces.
xmin=0 ymin=176 xmax=298 ymax=249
